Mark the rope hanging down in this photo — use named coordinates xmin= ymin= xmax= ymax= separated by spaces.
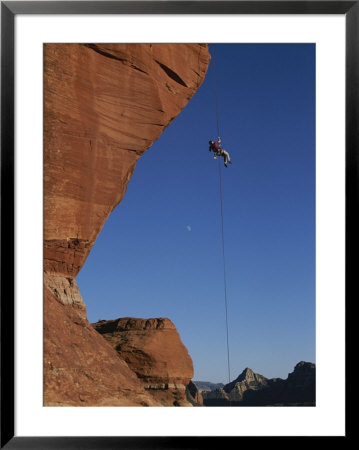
xmin=212 ymin=46 xmax=231 ymax=385
xmin=218 ymin=161 xmax=231 ymax=385
xmin=212 ymin=46 xmax=221 ymax=138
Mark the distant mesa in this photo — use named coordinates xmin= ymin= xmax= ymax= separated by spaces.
xmin=199 ymin=361 xmax=316 ymax=406
xmin=193 ymin=381 xmax=225 ymax=392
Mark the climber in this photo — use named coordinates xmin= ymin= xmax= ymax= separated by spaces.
xmin=209 ymin=140 xmax=219 ymax=157
xmin=209 ymin=136 xmax=222 ymax=159
xmin=209 ymin=137 xmax=232 ymax=167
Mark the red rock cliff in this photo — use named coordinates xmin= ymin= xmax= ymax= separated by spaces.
xmin=44 ymin=44 xmax=210 ymax=406
xmin=93 ymin=318 xmax=194 ymax=406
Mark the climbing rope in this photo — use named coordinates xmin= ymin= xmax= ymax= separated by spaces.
xmin=218 ymin=162 xmax=231 ymax=385
xmin=212 ymin=45 xmax=221 ymax=138
xmin=212 ymin=45 xmax=231 ymax=385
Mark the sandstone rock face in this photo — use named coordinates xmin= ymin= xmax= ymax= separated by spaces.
xmin=93 ymin=318 xmax=194 ymax=406
xmin=44 ymin=43 xmax=210 ymax=279
xmin=44 ymin=289 xmax=161 ymax=406
xmin=43 ymin=44 xmax=210 ymax=406
xmin=44 ymin=273 xmax=86 ymax=319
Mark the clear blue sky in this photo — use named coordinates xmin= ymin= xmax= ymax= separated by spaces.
xmin=77 ymin=44 xmax=316 ymax=383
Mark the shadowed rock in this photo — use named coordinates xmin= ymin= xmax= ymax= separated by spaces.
xmin=203 ymin=362 xmax=316 ymax=406
xmin=186 ymin=381 xmax=204 ymax=406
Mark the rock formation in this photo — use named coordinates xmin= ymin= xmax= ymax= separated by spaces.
xmin=280 ymin=361 xmax=316 ymax=404
xmin=224 ymin=367 xmax=270 ymax=401
xmin=44 ymin=291 xmax=161 ymax=406
xmin=44 ymin=44 xmax=210 ymax=406
xmin=203 ymin=367 xmax=271 ymax=405
xmin=202 ymin=362 xmax=316 ymax=406
xmin=93 ymin=317 xmax=194 ymax=406
xmin=186 ymin=381 xmax=204 ymax=406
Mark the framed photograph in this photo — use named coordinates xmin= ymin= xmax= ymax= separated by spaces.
xmin=1 ymin=1 xmax=354 ymax=447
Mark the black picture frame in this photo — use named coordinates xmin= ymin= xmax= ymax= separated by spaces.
xmin=1 ymin=1 xmax=355 ymax=447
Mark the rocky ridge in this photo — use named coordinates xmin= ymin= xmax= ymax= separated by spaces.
xmin=202 ymin=361 xmax=316 ymax=406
